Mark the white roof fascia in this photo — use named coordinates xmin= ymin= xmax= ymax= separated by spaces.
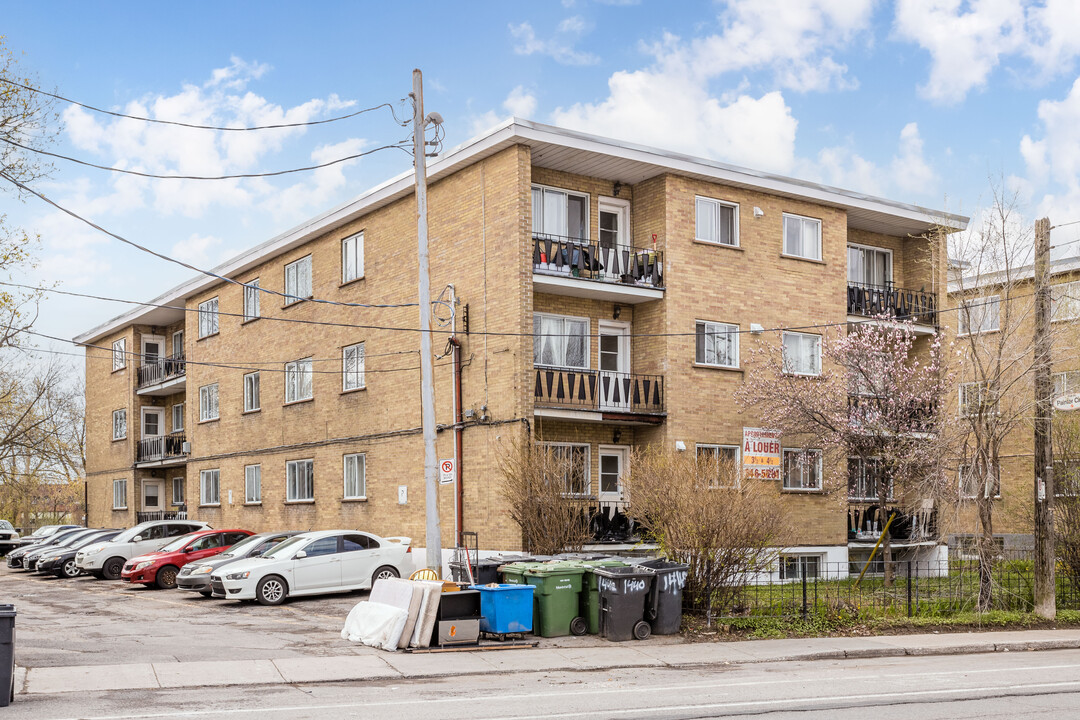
xmin=948 ymin=256 xmax=1080 ymax=294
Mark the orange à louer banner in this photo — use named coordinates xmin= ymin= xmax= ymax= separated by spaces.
xmin=743 ymin=427 xmax=782 ymax=480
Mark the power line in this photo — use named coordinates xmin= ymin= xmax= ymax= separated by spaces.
xmin=0 ymin=77 xmax=411 ymax=130
xmin=0 ymin=135 xmax=413 ymax=181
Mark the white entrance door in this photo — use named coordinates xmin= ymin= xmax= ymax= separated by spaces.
xmin=598 ymin=197 xmax=631 ymax=281
xmin=598 ymin=320 xmax=631 ymax=411
xmin=142 ymin=408 xmax=165 ymax=438
xmin=142 ymin=335 xmax=164 ymax=365
xmin=598 ymin=446 xmax=629 ymax=501
xmin=142 ymin=480 xmax=164 ymax=512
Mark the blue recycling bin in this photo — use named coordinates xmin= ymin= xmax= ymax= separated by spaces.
xmin=470 ymin=583 xmax=535 ymax=634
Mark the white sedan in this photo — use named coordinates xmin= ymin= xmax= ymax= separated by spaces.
xmin=210 ymin=530 xmax=413 ymax=605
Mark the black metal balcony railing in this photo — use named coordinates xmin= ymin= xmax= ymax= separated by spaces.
xmin=534 ymin=368 xmax=665 ymax=414
xmin=847 ymin=283 xmax=936 ymax=325
xmin=136 ymin=510 xmax=188 ymax=524
xmin=533 ymin=234 xmax=664 ymax=289
xmin=137 ymin=352 xmax=186 ymax=388
xmin=136 ymin=434 xmax=188 ymax=464
xmin=848 ymin=395 xmax=937 ymax=434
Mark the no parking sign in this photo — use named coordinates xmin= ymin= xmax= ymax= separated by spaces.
xmin=439 ymin=458 xmax=455 ymax=484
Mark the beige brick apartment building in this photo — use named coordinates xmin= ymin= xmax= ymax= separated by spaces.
xmin=77 ymin=119 xmax=966 ymax=568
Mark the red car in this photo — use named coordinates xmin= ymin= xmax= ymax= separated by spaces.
xmin=121 ymin=529 xmax=253 ymax=589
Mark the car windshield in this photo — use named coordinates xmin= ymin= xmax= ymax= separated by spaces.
xmin=157 ymin=534 xmax=195 ymax=553
xmin=111 ymin=524 xmax=156 ymax=543
xmin=72 ymin=533 xmax=114 ymax=549
xmin=54 ymin=531 xmax=92 ymax=547
xmin=0 ymin=521 xmax=13 ymax=531
xmin=222 ymin=534 xmax=267 ymax=557
xmin=260 ymin=536 xmax=308 ymax=559
xmin=33 ymin=525 xmax=59 ymax=537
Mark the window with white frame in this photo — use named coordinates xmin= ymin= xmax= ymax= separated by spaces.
xmin=343 ymin=343 xmax=365 ymax=391
xmin=342 ymin=232 xmax=364 ymax=283
xmin=959 ymin=381 xmax=989 ymax=417
xmin=172 ymin=330 xmax=184 ymax=356
xmin=198 ymin=297 xmax=219 ymax=338
xmin=531 ymin=185 xmax=588 ymax=240
xmin=544 ymin=443 xmax=590 ymax=496
xmin=1054 ymin=459 xmax=1080 ymax=497
xmin=848 ymin=457 xmax=893 ymax=501
xmin=959 ymin=464 xmax=1000 ymax=500
xmin=112 ymin=338 xmax=126 ymax=370
xmin=113 ymin=478 xmax=127 ymax=509
xmin=112 ymin=409 xmax=127 ymax=440
xmin=533 ymin=313 xmax=589 ymax=369
xmin=779 ymin=554 xmax=822 ymax=580
xmin=245 ymin=465 xmax=261 ymax=504
xmin=171 ymin=403 xmax=184 ymax=432
xmin=200 ymin=469 xmax=220 ymax=505
xmin=287 ymin=459 xmax=314 ymax=501
xmin=782 ymin=332 xmax=821 ymax=376
xmin=170 ymin=477 xmax=184 ymax=505
xmin=344 ymin=453 xmax=366 ymax=499
xmin=958 ymin=295 xmax=1000 ymax=334
xmin=199 ymin=383 xmax=219 ymax=422
xmin=783 ymin=448 xmax=823 ymax=490
xmin=783 ymin=213 xmax=822 ymax=260
xmin=695 ymin=196 xmax=738 ymax=246
xmin=285 ymin=358 xmax=313 ymax=403
xmin=1052 ymin=280 xmax=1080 ymax=321
xmin=696 ymin=444 xmax=740 ymax=488
xmin=695 ymin=321 xmax=739 ymax=368
xmin=243 ymin=279 xmax=260 ymax=321
xmin=284 ymin=255 xmax=313 ymax=304
xmin=1054 ymin=371 xmax=1080 ymax=398
xmin=244 ymin=372 xmax=260 ymax=412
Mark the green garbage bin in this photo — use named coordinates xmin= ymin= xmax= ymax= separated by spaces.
xmin=522 ymin=563 xmax=588 ymax=637
xmin=575 ymin=559 xmax=628 ymax=634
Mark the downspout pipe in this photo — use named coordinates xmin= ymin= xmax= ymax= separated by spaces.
xmin=450 ymin=337 xmax=464 ymax=546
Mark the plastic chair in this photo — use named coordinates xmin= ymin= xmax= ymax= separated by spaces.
xmin=409 ymin=568 xmax=440 ymax=581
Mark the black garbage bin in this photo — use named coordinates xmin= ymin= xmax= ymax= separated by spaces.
xmin=0 ymin=604 xmax=14 ymax=706
xmin=593 ymin=566 xmax=654 ymax=641
xmin=633 ymin=559 xmax=689 ymax=635
xmin=451 ymin=554 xmax=537 ymax=584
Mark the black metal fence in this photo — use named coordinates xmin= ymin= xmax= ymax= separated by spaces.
xmin=846 ymin=282 xmax=937 ymax=325
xmin=712 ymin=559 xmax=1080 ymax=620
xmin=137 ymin=352 xmax=186 ymax=388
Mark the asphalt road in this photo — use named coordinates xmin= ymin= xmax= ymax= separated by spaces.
xmin=6 ymin=649 xmax=1080 ymax=720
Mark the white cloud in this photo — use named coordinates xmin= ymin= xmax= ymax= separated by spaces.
xmin=509 ymin=21 xmax=599 ymax=65
xmin=171 ymin=233 xmax=224 ymax=267
xmin=263 ymin=137 xmax=369 ymax=221
xmin=1019 ymin=77 xmax=1080 ymax=239
xmin=504 ymin=86 xmax=537 ymax=118
xmin=890 ymin=122 xmax=936 ymax=194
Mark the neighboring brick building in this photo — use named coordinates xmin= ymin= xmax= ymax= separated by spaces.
xmin=76 ymin=119 xmax=965 ymax=566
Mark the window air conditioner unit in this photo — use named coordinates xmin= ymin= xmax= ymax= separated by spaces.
xmin=181 ymin=442 xmax=191 ymax=454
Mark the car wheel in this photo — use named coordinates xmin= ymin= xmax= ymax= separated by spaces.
xmin=371 ymin=565 xmax=400 ymax=586
xmin=155 ymin=565 xmax=179 ymax=590
xmin=61 ymin=559 xmax=80 ymax=579
xmin=199 ymin=590 xmax=213 ymax=598
xmin=102 ymin=557 xmax=125 ymax=581
xmin=256 ymin=575 xmax=288 ymax=606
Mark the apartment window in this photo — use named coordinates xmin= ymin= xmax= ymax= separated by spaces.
xmin=533 ymin=313 xmax=589 ymax=369
xmin=245 ymin=465 xmax=262 ymax=504
xmin=531 ymin=185 xmax=588 ymax=240
xmin=284 ymin=255 xmax=313 ymax=305
xmin=848 ymin=457 xmax=893 ymax=501
xmin=782 ymin=332 xmax=821 ymax=376
xmin=959 ymin=464 xmax=1000 ymax=500
xmin=780 ymin=554 xmax=822 ymax=580
xmin=958 ymin=296 xmax=1000 ymax=335
xmin=199 ymin=383 xmax=219 ymax=422
xmin=244 ymin=372 xmax=260 ymax=412
xmin=847 ymin=245 xmax=892 ymax=287
xmin=695 ymin=321 xmax=739 ymax=368
xmin=342 ymin=232 xmax=364 ymax=283
xmin=172 ymin=477 xmax=185 ymax=506
xmin=113 ymin=479 xmax=127 ymax=510
xmin=285 ymin=358 xmax=313 ymax=403
xmin=172 ymin=330 xmax=184 ymax=356
xmin=1052 ymin=280 xmax=1080 ymax=322
xmin=1054 ymin=459 xmax=1080 ymax=497
xmin=696 ymin=444 xmax=740 ymax=488
xmin=243 ymin=279 xmax=261 ymax=321
xmin=198 ymin=297 xmax=219 ymax=338
xmin=344 ymin=453 xmax=366 ymax=499
xmin=112 ymin=338 xmax=126 ymax=371
xmin=343 ymin=342 xmax=365 ymax=391
xmin=171 ymin=403 xmax=184 ymax=432
xmin=959 ymin=381 xmax=989 ymax=418
xmin=1054 ymin=371 xmax=1080 ymax=398
xmin=544 ymin=443 xmax=590 ymax=497
xmin=783 ymin=448 xmax=823 ymax=491
xmin=112 ymin=409 xmax=127 ymax=440
xmin=783 ymin=213 xmax=822 ymax=261
xmin=695 ymin=196 xmax=738 ymax=246
xmin=200 ymin=469 xmax=220 ymax=506
xmin=287 ymin=459 xmax=314 ymax=501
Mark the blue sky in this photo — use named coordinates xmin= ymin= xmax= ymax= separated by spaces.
xmin=7 ymin=0 xmax=1080 ymax=360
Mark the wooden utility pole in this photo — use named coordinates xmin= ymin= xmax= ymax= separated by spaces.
xmin=1033 ymin=216 xmax=1055 ymax=619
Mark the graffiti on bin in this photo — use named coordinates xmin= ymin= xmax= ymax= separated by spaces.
xmin=660 ymin=570 xmax=688 ymax=592
xmin=598 ymin=576 xmax=648 ymax=594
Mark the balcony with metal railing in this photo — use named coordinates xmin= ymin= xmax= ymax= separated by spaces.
xmin=846 ymin=282 xmax=938 ymax=329
xmin=532 ymin=233 xmax=664 ymax=303
xmin=135 ymin=434 xmax=189 ymax=467
xmin=136 ymin=352 xmax=186 ymax=396
xmin=533 ymin=367 xmax=665 ymax=424
xmin=848 ymin=394 xmax=938 ymax=435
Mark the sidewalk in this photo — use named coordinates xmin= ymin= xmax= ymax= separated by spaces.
xmin=17 ymin=628 xmax=1080 ymax=695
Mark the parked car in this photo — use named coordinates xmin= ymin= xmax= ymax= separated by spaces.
xmin=211 ymin=530 xmax=412 ymax=605
xmin=14 ymin=524 xmax=80 ymax=548
xmin=24 ymin=528 xmax=104 ymax=571
xmin=122 ymin=529 xmax=253 ymax=589
xmin=7 ymin=527 xmax=86 ymax=569
xmin=178 ymin=531 xmax=300 ymax=597
xmin=0 ymin=521 xmax=19 ymax=555
xmin=35 ymin=530 xmax=122 ymax=578
xmin=76 ymin=520 xmax=209 ymax=580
